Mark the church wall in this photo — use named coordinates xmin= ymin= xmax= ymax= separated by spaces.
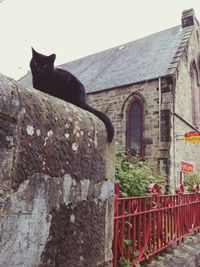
xmin=87 ymin=79 xmax=170 ymax=169
xmin=169 ymin=22 xmax=200 ymax=187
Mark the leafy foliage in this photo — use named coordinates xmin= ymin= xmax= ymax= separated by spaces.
xmin=115 ymin=152 xmax=167 ymax=196
xmin=184 ymin=173 xmax=200 ymax=192
xmin=119 ymin=257 xmax=131 ymax=267
xmin=119 ymin=257 xmax=141 ymax=267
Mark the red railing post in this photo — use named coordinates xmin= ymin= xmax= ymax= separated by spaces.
xmin=113 ymin=183 xmax=200 ymax=267
xmin=113 ymin=184 xmax=120 ymax=267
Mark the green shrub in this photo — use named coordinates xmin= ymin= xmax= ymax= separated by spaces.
xmin=184 ymin=173 xmax=200 ymax=192
xmin=115 ymin=152 xmax=167 ymax=196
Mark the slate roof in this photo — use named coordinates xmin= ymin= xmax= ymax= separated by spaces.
xmin=19 ymin=25 xmax=189 ymax=93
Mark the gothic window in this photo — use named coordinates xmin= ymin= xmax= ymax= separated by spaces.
xmin=190 ymin=61 xmax=199 ymax=126
xmin=127 ymin=99 xmax=143 ymax=156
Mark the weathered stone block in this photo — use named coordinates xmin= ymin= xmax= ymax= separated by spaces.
xmin=0 ymin=73 xmax=114 ymax=267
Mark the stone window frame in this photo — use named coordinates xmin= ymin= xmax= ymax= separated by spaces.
xmin=190 ymin=60 xmax=199 ymax=126
xmin=197 ymin=55 xmax=200 ymax=123
xmin=126 ymin=96 xmax=144 ymax=157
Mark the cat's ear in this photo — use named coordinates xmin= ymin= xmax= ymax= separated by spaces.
xmin=32 ymin=47 xmax=37 ymax=56
xmin=49 ymin=54 xmax=56 ymax=63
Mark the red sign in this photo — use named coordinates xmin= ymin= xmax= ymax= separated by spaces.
xmin=184 ymin=131 xmax=200 ymax=142
xmin=180 ymin=161 xmax=193 ymax=173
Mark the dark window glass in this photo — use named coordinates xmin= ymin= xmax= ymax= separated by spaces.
xmin=127 ymin=101 xmax=143 ymax=155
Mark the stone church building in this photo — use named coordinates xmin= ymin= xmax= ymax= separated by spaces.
xmin=19 ymin=9 xmax=200 ymax=188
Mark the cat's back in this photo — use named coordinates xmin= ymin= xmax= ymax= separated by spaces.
xmin=54 ymin=67 xmax=73 ymax=82
xmin=54 ymin=67 xmax=84 ymax=89
xmin=54 ymin=67 xmax=81 ymax=81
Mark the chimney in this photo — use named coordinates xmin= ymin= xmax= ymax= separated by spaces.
xmin=181 ymin=8 xmax=195 ymax=28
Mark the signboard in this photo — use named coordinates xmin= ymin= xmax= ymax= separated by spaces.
xmin=180 ymin=161 xmax=193 ymax=173
xmin=184 ymin=131 xmax=200 ymax=142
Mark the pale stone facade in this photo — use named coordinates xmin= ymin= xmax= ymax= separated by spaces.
xmin=170 ymin=11 xmax=200 ymax=187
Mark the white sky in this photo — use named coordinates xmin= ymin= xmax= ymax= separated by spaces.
xmin=0 ymin=0 xmax=200 ymax=80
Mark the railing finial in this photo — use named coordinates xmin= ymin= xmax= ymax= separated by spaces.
xmin=192 ymin=184 xmax=199 ymax=193
xmin=175 ymin=184 xmax=184 ymax=194
xmin=115 ymin=183 xmax=121 ymax=196
xmin=148 ymin=183 xmax=161 ymax=195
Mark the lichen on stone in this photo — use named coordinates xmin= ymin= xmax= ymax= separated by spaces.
xmin=72 ymin=143 xmax=79 ymax=151
xmin=70 ymin=214 xmax=75 ymax=223
xmin=26 ymin=125 xmax=34 ymax=136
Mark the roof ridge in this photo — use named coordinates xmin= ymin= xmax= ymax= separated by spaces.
xmin=59 ymin=25 xmax=181 ymax=67
xmin=166 ymin=26 xmax=194 ymax=76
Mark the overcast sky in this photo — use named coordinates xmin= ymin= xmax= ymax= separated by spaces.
xmin=0 ymin=0 xmax=200 ymax=80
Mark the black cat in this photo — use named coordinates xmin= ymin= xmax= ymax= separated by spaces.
xmin=30 ymin=48 xmax=114 ymax=142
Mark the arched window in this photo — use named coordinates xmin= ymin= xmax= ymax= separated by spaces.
xmin=127 ymin=100 xmax=143 ymax=156
xmin=190 ymin=61 xmax=199 ymax=126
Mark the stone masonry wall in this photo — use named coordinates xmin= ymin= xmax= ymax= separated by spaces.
xmin=175 ymin=26 xmax=200 ymax=125
xmin=0 ymin=73 xmax=115 ymax=267
xmin=88 ymin=79 xmax=171 ymax=170
xmin=172 ymin=116 xmax=200 ymax=186
xmin=169 ymin=21 xmax=200 ymax=185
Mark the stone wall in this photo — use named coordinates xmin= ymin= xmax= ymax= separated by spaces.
xmin=88 ymin=80 xmax=161 ymax=164
xmin=0 ymin=73 xmax=115 ymax=267
xmin=169 ymin=21 xmax=200 ymax=185
xmin=174 ymin=25 xmax=200 ymax=125
xmin=87 ymin=77 xmax=174 ymax=178
xmin=171 ymin=116 xmax=200 ymax=186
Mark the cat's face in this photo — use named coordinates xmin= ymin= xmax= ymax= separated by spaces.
xmin=30 ymin=48 xmax=56 ymax=76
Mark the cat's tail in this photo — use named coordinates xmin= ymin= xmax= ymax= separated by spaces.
xmin=83 ymin=104 xmax=114 ymax=143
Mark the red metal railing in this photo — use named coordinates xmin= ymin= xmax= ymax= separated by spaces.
xmin=113 ymin=183 xmax=200 ymax=266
